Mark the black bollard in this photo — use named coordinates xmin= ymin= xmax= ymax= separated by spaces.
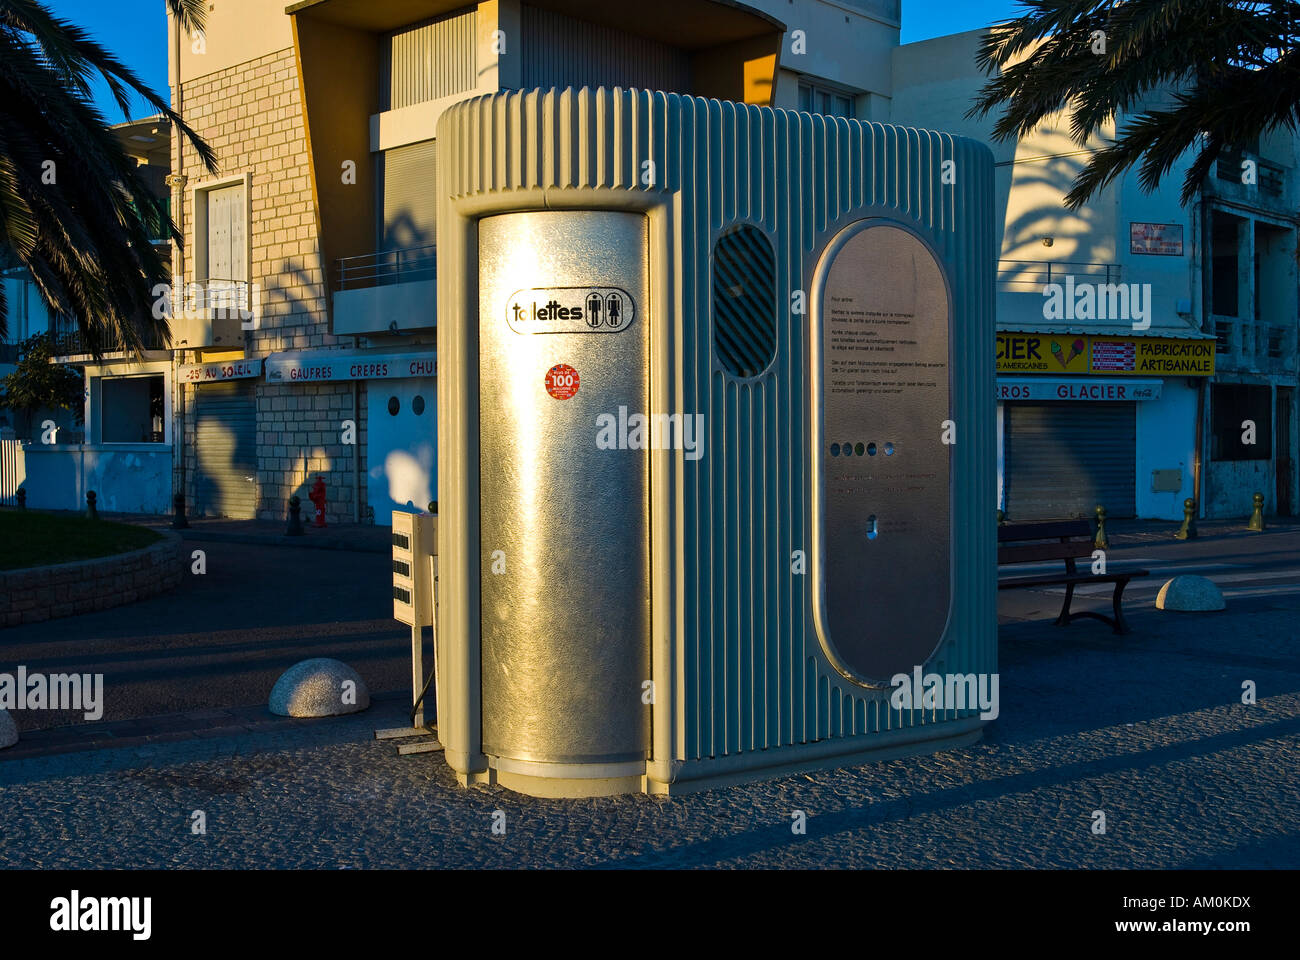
xmin=15 ymin=487 xmax=25 ymax=510
xmin=85 ymin=490 xmax=98 ymax=520
xmin=172 ymin=492 xmax=190 ymax=530
xmin=286 ymin=495 xmax=304 ymax=536
xmin=1248 ymin=492 xmax=1265 ymax=532
xmin=1094 ymin=505 xmax=1109 ymax=549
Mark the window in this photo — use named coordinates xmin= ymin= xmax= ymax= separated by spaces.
xmin=798 ymin=81 xmax=857 ymax=119
xmin=1210 ymin=211 xmax=1242 ymax=317
xmin=1211 ymin=384 xmax=1272 ymax=461
xmin=100 ymin=375 xmax=165 ymax=443
xmin=200 ymin=183 xmax=246 ymax=282
xmin=378 ymin=139 xmax=438 ymax=254
xmin=193 ymin=176 xmax=250 ymax=311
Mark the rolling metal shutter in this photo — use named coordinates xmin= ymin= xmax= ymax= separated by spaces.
xmin=520 ymin=4 xmax=691 ymax=93
xmin=378 ymin=139 xmax=438 ymax=252
xmin=380 ymin=8 xmax=477 ymax=111
xmin=1005 ymin=401 xmax=1136 ymax=520
xmin=192 ymin=380 xmax=258 ymax=519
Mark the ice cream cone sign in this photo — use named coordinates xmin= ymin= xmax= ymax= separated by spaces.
xmin=1051 ymin=338 xmax=1087 ymax=369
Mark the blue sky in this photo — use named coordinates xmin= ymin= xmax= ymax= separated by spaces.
xmin=50 ymin=0 xmax=1025 ymax=121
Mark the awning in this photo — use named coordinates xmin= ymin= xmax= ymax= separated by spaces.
xmin=181 ymin=358 xmax=261 ymax=383
xmin=996 ymin=377 xmax=1163 ymax=402
xmin=264 ymin=347 xmax=436 ymax=384
xmin=997 ymin=321 xmax=1213 ymax=340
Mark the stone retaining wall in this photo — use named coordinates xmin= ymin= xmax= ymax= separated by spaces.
xmin=0 ymin=531 xmax=184 ymax=627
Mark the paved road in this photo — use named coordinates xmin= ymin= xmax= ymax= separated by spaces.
xmin=0 ymin=526 xmax=1295 ymax=868
xmin=0 ymin=540 xmax=411 ymax=732
xmin=998 ymin=521 xmax=1300 ymax=624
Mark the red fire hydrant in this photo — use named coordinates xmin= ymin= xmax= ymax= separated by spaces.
xmin=308 ymin=476 xmax=328 ymax=528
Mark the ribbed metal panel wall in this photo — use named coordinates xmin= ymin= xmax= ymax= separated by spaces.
xmin=441 ymin=88 xmax=997 ymax=764
xmin=381 ymin=8 xmax=477 ymax=111
xmin=520 ymin=6 xmax=690 ymax=95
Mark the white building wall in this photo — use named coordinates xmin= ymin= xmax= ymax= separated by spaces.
xmin=1136 ymin=379 xmax=1199 ymax=518
xmin=744 ymin=0 xmax=899 ymax=113
xmin=891 ymin=29 xmax=1211 ymax=521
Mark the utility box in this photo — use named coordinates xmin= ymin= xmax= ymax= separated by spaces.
xmin=391 ymin=511 xmax=435 ymax=627
xmin=435 ymin=88 xmax=997 ymax=797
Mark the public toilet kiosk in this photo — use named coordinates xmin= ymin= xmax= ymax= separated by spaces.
xmin=432 ymin=87 xmax=997 ymax=797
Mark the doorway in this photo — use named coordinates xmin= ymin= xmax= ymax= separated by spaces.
xmin=366 ymin=377 xmax=436 ymax=523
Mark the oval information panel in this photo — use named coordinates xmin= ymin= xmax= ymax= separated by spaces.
xmin=812 ymin=221 xmax=953 ymax=685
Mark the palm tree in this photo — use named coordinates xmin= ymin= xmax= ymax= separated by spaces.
xmin=968 ymin=0 xmax=1300 ymax=208
xmin=0 ymin=0 xmax=217 ymax=356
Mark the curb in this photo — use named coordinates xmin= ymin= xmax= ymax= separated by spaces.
xmin=0 ymin=691 xmax=410 ymax=762
xmin=175 ymin=528 xmax=390 ymax=554
xmin=1 ymin=529 xmax=185 ymax=627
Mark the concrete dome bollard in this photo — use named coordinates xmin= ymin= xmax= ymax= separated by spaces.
xmin=1155 ymin=575 xmax=1226 ymax=612
xmin=269 ymin=658 xmax=370 ymax=717
xmin=0 ymin=709 xmax=17 ymax=749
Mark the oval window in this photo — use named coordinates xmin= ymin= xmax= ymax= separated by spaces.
xmin=387 ymin=396 xmax=400 ymax=416
xmin=712 ymin=225 xmax=778 ymax=378
xmin=412 ymin=395 xmax=426 ymax=415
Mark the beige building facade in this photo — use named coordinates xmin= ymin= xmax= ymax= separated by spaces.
xmin=161 ymin=0 xmax=898 ymax=523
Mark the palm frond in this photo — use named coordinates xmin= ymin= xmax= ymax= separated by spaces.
xmin=0 ymin=0 xmax=214 ymax=350
xmin=970 ymin=0 xmax=1300 ymax=208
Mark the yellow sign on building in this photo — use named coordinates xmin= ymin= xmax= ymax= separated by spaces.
xmin=996 ymin=333 xmax=1088 ymax=373
xmin=997 ymin=333 xmax=1215 ymax=376
xmin=1090 ymin=336 xmax=1215 ymax=376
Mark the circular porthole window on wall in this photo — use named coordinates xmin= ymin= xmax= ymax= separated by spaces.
xmin=412 ymin=395 xmax=426 ymax=416
xmin=712 ymin=224 xmax=778 ymax=378
xmin=387 ymin=396 xmax=400 ymax=416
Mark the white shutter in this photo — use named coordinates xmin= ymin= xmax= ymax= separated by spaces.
xmin=206 ymin=185 xmax=244 ymax=281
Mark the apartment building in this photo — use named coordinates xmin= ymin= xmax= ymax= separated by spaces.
xmin=163 ymin=0 xmax=900 ymax=523
xmin=890 ymin=29 xmax=1297 ymax=522
xmin=1200 ymin=137 xmax=1299 ymax=518
xmin=1 ymin=117 xmax=175 ymax=514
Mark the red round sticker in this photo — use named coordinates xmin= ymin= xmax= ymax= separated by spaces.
xmin=545 ymin=364 xmax=580 ymax=400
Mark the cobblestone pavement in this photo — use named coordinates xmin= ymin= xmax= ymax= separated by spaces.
xmin=1 ymin=563 xmax=1296 ymax=868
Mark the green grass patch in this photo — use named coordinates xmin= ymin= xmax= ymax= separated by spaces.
xmin=0 ymin=510 xmax=163 ymax=571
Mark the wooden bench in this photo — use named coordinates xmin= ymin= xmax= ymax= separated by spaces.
xmin=998 ymin=519 xmax=1149 ymax=635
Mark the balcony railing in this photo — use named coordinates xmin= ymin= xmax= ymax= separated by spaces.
xmin=1215 ymin=320 xmax=1233 ymax=355
xmin=335 ymin=244 xmax=436 ymax=291
xmin=1212 ymin=315 xmax=1298 ymax=371
xmin=997 ymin=260 xmax=1123 ymax=291
xmin=51 ymin=307 xmax=176 ymax=357
xmin=181 ymin=278 xmax=251 ymax=314
xmin=1215 ymin=149 xmax=1286 ymax=198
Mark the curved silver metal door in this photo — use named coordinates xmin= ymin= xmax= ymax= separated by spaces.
xmin=477 ymin=211 xmax=650 ymax=764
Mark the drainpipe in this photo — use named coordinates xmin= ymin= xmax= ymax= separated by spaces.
xmin=169 ymin=13 xmax=188 ymax=511
xmin=354 ymin=334 xmax=361 ymax=523
xmin=1194 ymin=198 xmax=1209 ymax=517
